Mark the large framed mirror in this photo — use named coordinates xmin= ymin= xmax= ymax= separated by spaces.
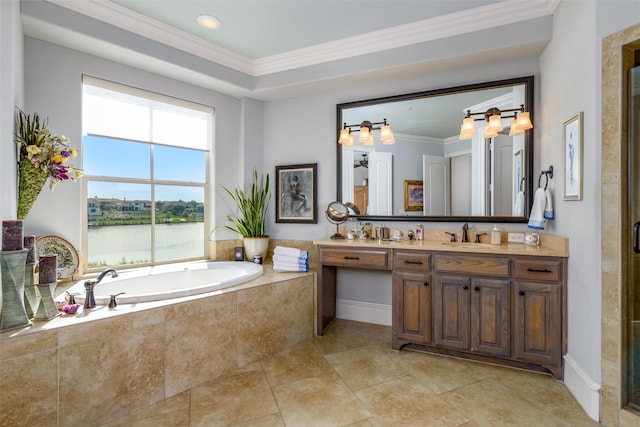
xmin=336 ymin=76 xmax=534 ymax=223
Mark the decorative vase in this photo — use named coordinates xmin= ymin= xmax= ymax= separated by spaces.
xmin=34 ymin=282 xmax=60 ymax=321
xmin=0 ymin=249 xmax=32 ymax=331
xmin=23 ymin=262 xmax=38 ymax=318
xmin=243 ymin=237 xmax=269 ymax=261
xmin=17 ymin=157 xmax=48 ymax=220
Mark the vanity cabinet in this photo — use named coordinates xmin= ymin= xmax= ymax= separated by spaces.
xmin=315 ymin=242 xmax=567 ymax=379
xmin=512 ymin=257 xmax=564 ymax=378
xmin=432 ymin=255 xmax=511 ymax=358
xmin=392 ymin=251 xmax=432 ymax=347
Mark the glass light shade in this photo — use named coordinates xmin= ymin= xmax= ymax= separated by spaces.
xmin=338 ymin=128 xmax=350 ymax=144
xmin=482 ymin=126 xmax=499 ymax=138
xmin=380 ymin=125 xmax=395 ymax=144
xmin=358 ymin=126 xmax=370 ymax=143
xmin=345 ymin=133 xmax=355 ymax=146
xmin=487 ymin=114 xmax=503 ymax=133
xmin=362 ymin=134 xmax=375 ymax=146
xmin=459 ymin=117 xmax=476 ymax=139
xmin=515 ymin=111 xmax=533 ymax=130
xmin=508 ymin=118 xmax=523 ymax=136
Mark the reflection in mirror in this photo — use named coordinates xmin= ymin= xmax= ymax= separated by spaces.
xmin=337 ymin=76 xmax=533 ymax=223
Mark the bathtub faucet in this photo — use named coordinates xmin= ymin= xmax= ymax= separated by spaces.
xmin=83 ymin=268 xmax=118 ymax=309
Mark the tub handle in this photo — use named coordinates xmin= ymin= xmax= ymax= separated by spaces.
xmin=108 ymin=292 xmax=126 ymax=309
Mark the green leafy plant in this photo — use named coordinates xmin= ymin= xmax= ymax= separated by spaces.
xmin=221 ymin=170 xmax=271 ymax=237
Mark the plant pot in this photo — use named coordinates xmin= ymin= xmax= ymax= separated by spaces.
xmin=243 ymin=237 xmax=269 ymax=261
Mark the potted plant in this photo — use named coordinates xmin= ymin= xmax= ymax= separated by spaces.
xmin=221 ymin=169 xmax=271 ymax=261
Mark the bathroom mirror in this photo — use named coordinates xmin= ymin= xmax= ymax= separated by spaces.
xmin=337 ymin=76 xmax=534 ymax=223
xmin=326 ymin=201 xmax=349 ymax=239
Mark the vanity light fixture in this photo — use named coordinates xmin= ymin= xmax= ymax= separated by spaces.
xmin=459 ymin=104 xmax=532 ymax=140
xmin=339 ymin=119 xmax=395 ymax=145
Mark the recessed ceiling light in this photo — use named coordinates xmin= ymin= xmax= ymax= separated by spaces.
xmin=197 ymin=15 xmax=221 ymax=29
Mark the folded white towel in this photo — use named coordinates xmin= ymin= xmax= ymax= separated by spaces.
xmin=274 ymin=259 xmax=309 ymax=269
xmin=274 ymin=246 xmax=308 ymax=260
xmin=514 ymin=191 xmax=525 ymax=216
xmin=273 ymin=254 xmax=309 ymax=266
xmin=528 ymin=188 xmax=546 ymax=229
xmin=544 ymin=188 xmax=554 ymax=220
xmin=273 ymin=264 xmax=309 ymax=272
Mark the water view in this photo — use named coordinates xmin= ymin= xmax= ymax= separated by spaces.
xmin=88 ymin=222 xmax=205 ymax=266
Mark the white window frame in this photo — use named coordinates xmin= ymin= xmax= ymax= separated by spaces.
xmin=81 ymin=76 xmax=213 ymax=272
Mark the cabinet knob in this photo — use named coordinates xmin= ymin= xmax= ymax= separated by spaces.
xmin=423 ymin=281 xmax=429 ymax=287
xmin=474 ymin=286 xmax=480 ymax=291
xmin=463 ymin=285 xmax=469 ymax=290
xmin=519 ymin=290 xmax=526 ymax=296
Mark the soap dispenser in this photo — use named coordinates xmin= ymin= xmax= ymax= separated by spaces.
xmin=491 ymin=225 xmax=501 ymax=245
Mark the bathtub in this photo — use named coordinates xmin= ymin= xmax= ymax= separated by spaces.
xmin=63 ymin=261 xmax=264 ymax=305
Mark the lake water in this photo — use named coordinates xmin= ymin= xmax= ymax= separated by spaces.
xmin=87 ymin=222 xmax=205 ymax=266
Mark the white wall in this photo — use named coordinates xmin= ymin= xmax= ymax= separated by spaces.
xmin=20 ymin=37 xmax=251 ymax=248
xmin=538 ymin=0 xmax=640 ymax=420
xmin=0 ymin=0 xmax=23 ymax=220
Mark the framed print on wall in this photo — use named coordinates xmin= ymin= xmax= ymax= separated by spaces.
xmin=562 ymin=112 xmax=583 ymax=201
xmin=275 ymin=163 xmax=317 ymax=223
xmin=404 ymin=180 xmax=424 ymax=211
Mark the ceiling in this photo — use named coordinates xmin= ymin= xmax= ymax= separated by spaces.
xmin=26 ymin=0 xmax=558 ymax=96
xmin=108 ymin=0 xmax=503 ymax=60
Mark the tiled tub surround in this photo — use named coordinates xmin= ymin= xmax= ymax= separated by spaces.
xmin=0 ymin=267 xmax=314 ymax=427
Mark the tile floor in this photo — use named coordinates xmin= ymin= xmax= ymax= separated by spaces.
xmin=105 ymin=319 xmax=599 ymax=426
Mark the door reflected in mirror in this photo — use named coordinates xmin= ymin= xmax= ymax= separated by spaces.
xmin=337 ymin=76 xmax=533 ymax=223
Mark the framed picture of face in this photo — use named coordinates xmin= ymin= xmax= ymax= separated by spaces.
xmin=404 ymin=180 xmax=424 ymax=212
xmin=275 ymin=163 xmax=317 ymax=223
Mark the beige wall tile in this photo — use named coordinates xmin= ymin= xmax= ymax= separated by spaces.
xmin=164 ymin=293 xmax=238 ymax=397
xmin=0 ymin=348 xmax=58 ymax=427
xmin=59 ymin=322 xmax=165 ymax=426
xmin=0 ymin=329 xmax=57 ymax=361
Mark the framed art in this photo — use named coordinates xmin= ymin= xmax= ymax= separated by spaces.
xmin=276 ymin=163 xmax=317 ymax=223
xmin=404 ymin=180 xmax=424 ymax=211
xmin=562 ymin=112 xmax=583 ymax=200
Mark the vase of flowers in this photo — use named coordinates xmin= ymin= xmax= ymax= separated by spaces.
xmin=14 ymin=109 xmax=83 ymax=220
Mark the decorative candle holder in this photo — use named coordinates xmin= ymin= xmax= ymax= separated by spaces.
xmin=23 ymin=262 xmax=38 ymax=318
xmin=34 ymin=282 xmax=60 ymax=321
xmin=0 ymin=249 xmax=32 ymax=331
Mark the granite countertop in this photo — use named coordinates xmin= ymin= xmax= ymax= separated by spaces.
xmin=314 ymin=233 xmax=568 ymax=258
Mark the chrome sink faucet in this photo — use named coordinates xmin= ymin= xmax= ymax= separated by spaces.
xmin=83 ymin=268 xmax=118 ymax=309
xmin=461 ymin=223 xmax=469 ymax=243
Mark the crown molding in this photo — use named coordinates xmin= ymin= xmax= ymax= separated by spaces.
xmin=253 ymin=0 xmax=556 ymax=75
xmin=45 ymin=0 xmax=254 ymax=74
xmin=44 ymin=0 xmax=556 ymax=78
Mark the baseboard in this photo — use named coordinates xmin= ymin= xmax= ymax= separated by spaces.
xmin=563 ymin=354 xmax=601 ymax=422
xmin=336 ymin=299 xmax=392 ymax=326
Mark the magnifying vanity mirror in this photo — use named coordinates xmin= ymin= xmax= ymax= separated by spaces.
xmin=336 ymin=76 xmax=534 ymax=223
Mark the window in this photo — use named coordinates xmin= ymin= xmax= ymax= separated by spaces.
xmin=82 ymin=76 xmax=212 ymax=270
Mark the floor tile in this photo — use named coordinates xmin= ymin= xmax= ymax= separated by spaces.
xmin=261 ymin=341 xmax=334 ymax=387
xmin=324 ymin=344 xmax=407 ymax=390
xmin=395 ymin=350 xmax=486 ymax=394
xmin=189 ymin=364 xmax=279 ymax=427
xmin=440 ymin=378 xmax=569 ymax=427
xmin=272 ymin=372 xmax=372 ymax=426
xmin=356 ymin=375 xmax=469 ymax=426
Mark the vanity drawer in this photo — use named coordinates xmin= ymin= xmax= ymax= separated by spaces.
xmin=394 ymin=251 xmax=431 ymax=272
xmin=513 ymin=258 xmax=563 ymax=281
xmin=319 ymin=248 xmax=391 ymax=270
xmin=434 ymin=254 xmax=510 ymax=277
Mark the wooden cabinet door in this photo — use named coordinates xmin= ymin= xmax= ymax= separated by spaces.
xmin=433 ymin=275 xmax=470 ymax=350
xmin=470 ymin=277 xmax=510 ymax=357
xmin=392 ymin=272 xmax=431 ymax=346
xmin=513 ymin=281 xmax=561 ymax=366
